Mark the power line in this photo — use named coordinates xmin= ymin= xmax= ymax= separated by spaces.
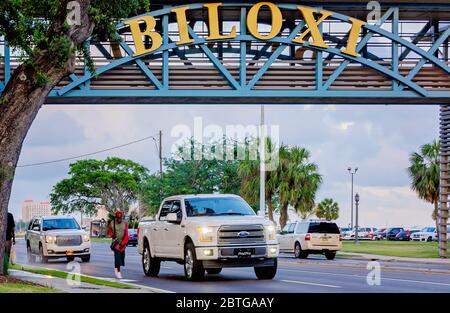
xmin=17 ymin=134 xmax=159 ymax=168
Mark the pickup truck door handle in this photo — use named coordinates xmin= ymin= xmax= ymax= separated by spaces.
xmin=153 ymin=228 xmax=158 ymax=231
xmin=164 ymin=228 xmax=169 ymax=231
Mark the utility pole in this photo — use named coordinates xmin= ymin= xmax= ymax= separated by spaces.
xmin=259 ymin=105 xmax=265 ymax=217
xmin=355 ymin=193 xmax=360 ymax=245
xmin=159 ymin=130 xmax=163 ymax=181
xmin=348 ymin=167 xmax=358 ymax=228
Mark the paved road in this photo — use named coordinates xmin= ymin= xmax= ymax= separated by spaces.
xmin=14 ymin=240 xmax=450 ymax=293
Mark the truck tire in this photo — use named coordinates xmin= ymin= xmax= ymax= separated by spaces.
xmin=27 ymin=244 xmax=35 ymax=263
xmin=39 ymin=245 xmax=48 ymax=263
xmin=294 ymin=242 xmax=308 ymax=259
xmin=142 ymin=241 xmax=160 ymax=277
xmin=254 ymin=259 xmax=277 ymax=280
xmin=206 ymin=268 xmax=222 ymax=275
xmin=325 ymin=252 xmax=336 ymax=260
xmin=184 ymin=243 xmax=204 ymax=281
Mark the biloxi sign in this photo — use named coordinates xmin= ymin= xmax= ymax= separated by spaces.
xmin=124 ymin=1 xmax=366 ymax=58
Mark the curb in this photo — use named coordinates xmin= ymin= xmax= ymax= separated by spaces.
xmin=337 ymin=252 xmax=450 ymax=265
xmin=13 ymin=263 xmax=174 ymax=293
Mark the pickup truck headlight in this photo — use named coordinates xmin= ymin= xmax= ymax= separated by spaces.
xmin=265 ymin=224 xmax=276 ymax=241
xmin=45 ymin=235 xmax=56 ymax=244
xmin=83 ymin=234 xmax=90 ymax=242
xmin=198 ymin=226 xmax=214 ymax=242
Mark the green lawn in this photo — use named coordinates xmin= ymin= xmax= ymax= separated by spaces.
xmin=12 ymin=264 xmax=136 ymax=289
xmin=0 ymin=283 xmax=62 ymax=293
xmin=90 ymin=237 xmax=111 ymax=243
xmin=341 ymin=240 xmax=439 ymax=258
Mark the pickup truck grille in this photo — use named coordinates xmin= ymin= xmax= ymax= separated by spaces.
xmin=56 ymin=235 xmax=82 ymax=246
xmin=218 ymin=224 xmax=265 ymax=245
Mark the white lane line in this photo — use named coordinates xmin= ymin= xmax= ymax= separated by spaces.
xmin=280 ymin=268 xmax=450 ymax=287
xmin=281 ymin=279 xmax=341 ymax=288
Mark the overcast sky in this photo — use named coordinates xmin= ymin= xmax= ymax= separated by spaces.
xmin=8 ymin=104 xmax=439 ymax=228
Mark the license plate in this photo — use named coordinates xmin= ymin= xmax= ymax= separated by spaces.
xmin=235 ymin=248 xmax=253 ymax=257
xmin=321 ymin=237 xmax=329 ymax=241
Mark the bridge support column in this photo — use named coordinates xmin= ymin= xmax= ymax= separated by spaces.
xmin=439 ymin=105 xmax=450 ymax=258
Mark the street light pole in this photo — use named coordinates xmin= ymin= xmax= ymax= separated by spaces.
xmin=348 ymin=167 xmax=358 ymax=228
xmin=259 ymin=105 xmax=266 ymax=217
xmin=355 ymin=193 xmax=360 ymax=245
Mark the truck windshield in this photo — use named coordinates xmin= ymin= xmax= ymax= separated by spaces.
xmin=42 ymin=218 xmax=80 ymax=231
xmin=184 ymin=197 xmax=256 ymax=217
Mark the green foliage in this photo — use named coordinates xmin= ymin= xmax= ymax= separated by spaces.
xmin=33 ymin=70 xmax=50 ymax=87
xmin=408 ymin=140 xmax=440 ymax=221
xmin=316 ymin=198 xmax=339 ymax=221
xmin=239 ymin=140 xmax=322 ymax=227
xmin=140 ymin=138 xmax=244 ymax=216
xmin=50 ymin=157 xmax=149 ymax=216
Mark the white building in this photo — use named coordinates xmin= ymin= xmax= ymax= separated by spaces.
xmin=21 ymin=200 xmax=52 ymax=222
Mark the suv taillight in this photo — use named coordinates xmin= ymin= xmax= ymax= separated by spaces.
xmin=137 ymin=227 xmax=140 ymax=239
xmin=339 ymin=234 xmax=342 ymax=241
xmin=305 ymin=233 xmax=311 ymax=241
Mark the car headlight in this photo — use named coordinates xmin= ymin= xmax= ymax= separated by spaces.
xmin=198 ymin=226 xmax=214 ymax=242
xmin=265 ymin=224 xmax=276 ymax=241
xmin=45 ymin=235 xmax=56 ymax=244
xmin=83 ymin=234 xmax=90 ymax=242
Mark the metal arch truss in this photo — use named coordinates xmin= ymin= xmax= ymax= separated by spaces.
xmin=1 ymin=3 xmax=449 ymax=104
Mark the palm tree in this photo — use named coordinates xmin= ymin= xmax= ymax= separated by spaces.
xmin=408 ymin=140 xmax=440 ymax=236
xmin=238 ymin=138 xmax=281 ymax=221
xmin=278 ymin=147 xmax=322 ymax=229
xmin=316 ymin=198 xmax=339 ymax=221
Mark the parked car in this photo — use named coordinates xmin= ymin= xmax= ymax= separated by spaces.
xmin=26 ymin=216 xmax=91 ymax=263
xmin=127 ymin=229 xmax=138 ymax=246
xmin=373 ymin=228 xmax=387 ymax=240
xmin=386 ymin=227 xmax=404 ymax=240
xmin=395 ymin=229 xmax=420 ymax=241
xmin=277 ymin=220 xmax=342 ymax=260
xmin=138 ymin=194 xmax=279 ymax=280
xmin=411 ymin=227 xmax=437 ymax=242
xmin=343 ymin=227 xmax=377 ymax=240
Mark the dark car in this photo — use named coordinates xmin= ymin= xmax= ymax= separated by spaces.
xmin=395 ymin=229 xmax=419 ymax=241
xmin=386 ymin=227 xmax=404 ymax=240
xmin=127 ymin=229 xmax=138 ymax=246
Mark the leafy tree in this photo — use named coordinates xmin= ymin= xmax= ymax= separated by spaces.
xmin=408 ymin=140 xmax=440 ymax=235
xmin=239 ymin=138 xmax=281 ymax=221
xmin=278 ymin=147 xmax=322 ymax=229
xmin=316 ymin=198 xmax=339 ymax=221
xmin=140 ymin=138 xmax=242 ymax=215
xmin=0 ymin=0 xmax=150 ymax=275
xmin=50 ymin=157 xmax=149 ymax=216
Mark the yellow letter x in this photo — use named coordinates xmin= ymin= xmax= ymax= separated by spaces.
xmin=292 ymin=6 xmax=332 ymax=49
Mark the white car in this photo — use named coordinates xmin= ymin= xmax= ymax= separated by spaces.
xmin=138 ymin=194 xmax=279 ymax=280
xmin=277 ymin=220 xmax=342 ymax=260
xmin=26 ymin=216 xmax=91 ymax=263
xmin=343 ymin=227 xmax=377 ymax=240
xmin=411 ymin=227 xmax=437 ymax=242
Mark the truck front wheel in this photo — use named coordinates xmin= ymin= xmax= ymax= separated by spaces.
xmin=142 ymin=242 xmax=160 ymax=277
xmin=254 ymin=259 xmax=277 ymax=280
xmin=184 ymin=243 xmax=204 ymax=281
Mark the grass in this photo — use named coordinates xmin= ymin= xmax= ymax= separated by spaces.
xmin=11 ymin=264 xmax=136 ymax=289
xmin=0 ymin=283 xmax=62 ymax=293
xmin=341 ymin=240 xmax=439 ymax=258
xmin=90 ymin=237 xmax=111 ymax=243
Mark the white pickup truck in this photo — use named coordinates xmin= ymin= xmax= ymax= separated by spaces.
xmin=137 ymin=194 xmax=279 ymax=280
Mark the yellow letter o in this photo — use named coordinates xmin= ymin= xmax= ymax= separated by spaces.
xmin=247 ymin=2 xmax=283 ymax=40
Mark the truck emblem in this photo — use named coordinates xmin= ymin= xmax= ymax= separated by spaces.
xmin=238 ymin=231 xmax=250 ymax=237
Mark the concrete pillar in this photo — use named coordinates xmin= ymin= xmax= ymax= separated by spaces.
xmin=439 ymin=105 xmax=450 ymax=257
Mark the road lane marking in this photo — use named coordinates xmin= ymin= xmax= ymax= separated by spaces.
xmin=279 ymin=267 xmax=450 ymax=287
xmin=281 ymin=279 xmax=341 ymax=288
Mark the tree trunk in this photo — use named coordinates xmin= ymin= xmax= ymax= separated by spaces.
xmin=434 ymin=200 xmax=440 ymax=241
xmin=0 ymin=0 xmax=93 ymax=275
xmin=279 ymin=202 xmax=289 ymax=230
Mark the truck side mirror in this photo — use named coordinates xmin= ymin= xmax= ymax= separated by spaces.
xmin=166 ymin=213 xmax=181 ymax=224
